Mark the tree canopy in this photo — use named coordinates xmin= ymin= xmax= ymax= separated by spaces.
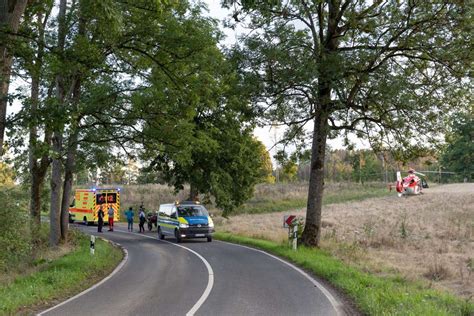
xmin=441 ymin=111 xmax=474 ymax=180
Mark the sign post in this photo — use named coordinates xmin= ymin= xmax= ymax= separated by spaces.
xmin=90 ymin=235 xmax=95 ymax=255
xmin=283 ymin=215 xmax=298 ymax=251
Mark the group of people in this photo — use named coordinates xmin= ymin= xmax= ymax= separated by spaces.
xmin=124 ymin=205 xmax=147 ymax=233
xmin=97 ymin=205 xmax=116 ymax=233
xmin=97 ymin=205 xmax=147 ymax=233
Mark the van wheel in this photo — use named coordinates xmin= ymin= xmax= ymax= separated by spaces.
xmin=175 ymin=230 xmax=182 ymax=243
xmin=207 ymin=236 xmax=212 ymax=242
xmin=158 ymin=227 xmax=165 ymax=240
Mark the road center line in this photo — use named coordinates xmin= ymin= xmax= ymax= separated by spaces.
xmin=115 ymin=230 xmax=214 ymax=316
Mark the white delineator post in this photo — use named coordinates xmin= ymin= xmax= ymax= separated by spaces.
xmin=90 ymin=235 xmax=95 ymax=255
xmin=283 ymin=215 xmax=298 ymax=251
xmin=292 ymin=224 xmax=298 ymax=251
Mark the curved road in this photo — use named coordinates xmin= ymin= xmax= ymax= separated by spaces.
xmin=40 ymin=224 xmax=345 ymax=316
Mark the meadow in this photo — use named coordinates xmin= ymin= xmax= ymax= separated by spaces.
xmin=217 ymin=183 xmax=474 ymax=300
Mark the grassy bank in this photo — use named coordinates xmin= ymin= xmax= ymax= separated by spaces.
xmin=0 ymin=231 xmax=123 ymax=315
xmin=215 ymin=232 xmax=473 ymax=316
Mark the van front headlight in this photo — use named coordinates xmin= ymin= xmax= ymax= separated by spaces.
xmin=179 ymin=223 xmax=189 ymax=228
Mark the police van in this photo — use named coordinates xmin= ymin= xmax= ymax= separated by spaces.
xmin=157 ymin=201 xmax=214 ymax=242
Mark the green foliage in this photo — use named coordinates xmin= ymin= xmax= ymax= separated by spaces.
xmin=350 ymin=150 xmax=383 ymax=183
xmin=0 ymin=186 xmax=30 ymax=271
xmin=130 ymin=2 xmax=262 ymax=215
xmin=227 ymin=1 xmax=471 ymax=153
xmin=441 ymin=112 xmax=474 ymax=181
xmin=215 ymin=233 xmax=474 ymax=316
xmin=256 ymin=140 xmax=274 ymax=183
xmin=0 ymin=162 xmax=15 ymax=185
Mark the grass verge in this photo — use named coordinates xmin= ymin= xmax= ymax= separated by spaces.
xmin=236 ymin=186 xmax=391 ymax=215
xmin=215 ymin=232 xmax=473 ymax=316
xmin=0 ymin=232 xmax=123 ymax=315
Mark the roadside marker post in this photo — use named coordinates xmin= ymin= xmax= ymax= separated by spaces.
xmin=283 ymin=215 xmax=298 ymax=251
xmin=292 ymin=224 xmax=297 ymax=251
xmin=90 ymin=235 xmax=95 ymax=255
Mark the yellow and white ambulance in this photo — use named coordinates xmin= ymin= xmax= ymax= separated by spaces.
xmin=69 ymin=188 xmax=120 ymax=225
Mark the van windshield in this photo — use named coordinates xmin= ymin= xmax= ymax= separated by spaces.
xmin=177 ymin=205 xmax=208 ymax=217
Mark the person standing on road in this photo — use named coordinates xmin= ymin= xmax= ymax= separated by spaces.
xmin=97 ymin=206 xmax=104 ymax=233
xmin=125 ymin=206 xmax=134 ymax=232
xmin=139 ymin=208 xmax=146 ymax=233
xmin=108 ymin=206 xmax=115 ymax=231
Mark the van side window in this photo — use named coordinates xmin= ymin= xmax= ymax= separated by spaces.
xmin=170 ymin=206 xmax=177 ymax=219
xmin=159 ymin=205 xmax=170 ymax=218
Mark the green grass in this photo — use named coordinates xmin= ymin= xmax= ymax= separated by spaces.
xmin=215 ymin=232 xmax=473 ymax=316
xmin=236 ymin=186 xmax=391 ymax=215
xmin=0 ymin=232 xmax=123 ymax=315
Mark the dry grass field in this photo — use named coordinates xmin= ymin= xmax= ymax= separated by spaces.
xmin=216 ymin=183 xmax=474 ymax=299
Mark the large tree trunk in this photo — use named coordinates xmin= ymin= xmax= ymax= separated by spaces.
xmin=60 ymin=130 xmax=77 ymax=241
xmin=300 ymin=2 xmax=341 ymax=247
xmin=300 ymin=110 xmax=329 ymax=247
xmin=60 ymin=3 xmax=86 ymax=241
xmin=49 ymin=0 xmax=67 ymax=247
xmin=29 ymin=9 xmax=51 ymax=248
xmin=60 ymin=80 xmax=81 ymax=242
xmin=0 ymin=0 xmax=28 ymax=154
xmin=188 ymin=183 xmax=199 ymax=201
xmin=49 ymin=133 xmax=63 ymax=247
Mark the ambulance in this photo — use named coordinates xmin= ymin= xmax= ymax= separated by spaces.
xmin=69 ymin=188 xmax=120 ymax=225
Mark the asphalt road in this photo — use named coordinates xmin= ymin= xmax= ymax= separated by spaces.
xmin=40 ymin=224 xmax=344 ymax=316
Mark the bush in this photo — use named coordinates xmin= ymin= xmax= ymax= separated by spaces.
xmin=0 ymin=186 xmax=31 ymax=271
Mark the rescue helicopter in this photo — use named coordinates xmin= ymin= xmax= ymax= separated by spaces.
xmin=395 ymin=168 xmax=429 ymax=197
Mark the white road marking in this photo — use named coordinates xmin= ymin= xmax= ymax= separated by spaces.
xmin=217 ymin=241 xmax=345 ymax=316
xmin=115 ymin=230 xmax=214 ymax=316
xmin=37 ymin=239 xmax=129 ymax=316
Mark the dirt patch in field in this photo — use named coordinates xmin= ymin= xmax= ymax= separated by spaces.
xmin=217 ymin=183 xmax=474 ymax=299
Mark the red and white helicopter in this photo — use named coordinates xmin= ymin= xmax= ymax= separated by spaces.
xmin=395 ymin=169 xmax=428 ymax=197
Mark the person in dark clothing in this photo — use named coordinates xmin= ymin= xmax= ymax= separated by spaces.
xmin=139 ymin=208 xmax=146 ymax=233
xmin=97 ymin=206 xmax=105 ymax=233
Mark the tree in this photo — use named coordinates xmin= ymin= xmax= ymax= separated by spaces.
xmin=133 ymin=4 xmax=262 ymax=215
xmin=0 ymin=0 xmax=28 ymax=154
xmin=11 ymin=0 xmax=235 ymax=247
xmin=441 ymin=112 xmax=474 ymax=181
xmin=225 ymin=1 xmax=471 ymax=246
xmin=350 ymin=150 xmax=382 ymax=183
xmin=256 ymin=139 xmax=274 ymax=183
